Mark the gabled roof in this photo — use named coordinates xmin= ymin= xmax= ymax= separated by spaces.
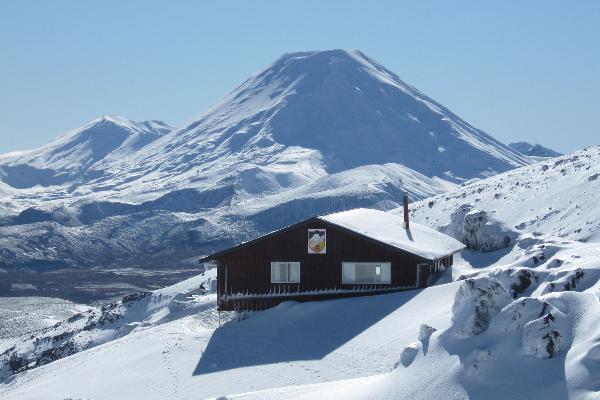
xmin=200 ymin=208 xmax=465 ymax=262
xmin=318 ymin=208 xmax=465 ymax=259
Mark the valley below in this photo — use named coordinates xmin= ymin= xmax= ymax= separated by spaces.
xmin=0 ymin=266 xmax=204 ymax=303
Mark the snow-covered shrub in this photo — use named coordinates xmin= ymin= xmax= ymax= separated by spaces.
xmin=451 ymin=277 xmax=513 ymax=338
xmin=522 ymin=312 xmax=566 ymax=358
xmin=442 ymin=204 xmax=517 ymax=252
xmin=540 ymin=268 xmax=600 ymax=295
xmin=488 ymin=268 xmax=540 ymax=298
xmin=490 ymin=298 xmax=558 ymax=334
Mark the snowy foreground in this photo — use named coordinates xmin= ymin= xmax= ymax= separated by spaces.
xmin=2 ymin=232 xmax=600 ymax=399
xmin=0 ymin=297 xmax=91 ymax=353
xmin=2 ymin=146 xmax=600 ymax=399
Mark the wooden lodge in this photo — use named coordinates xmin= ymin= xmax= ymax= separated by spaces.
xmin=200 ymin=195 xmax=465 ymax=311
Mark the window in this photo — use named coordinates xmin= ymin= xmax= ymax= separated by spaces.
xmin=342 ymin=262 xmax=391 ymax=284
xmin=271 ymin=262 xmax=300 ymax=283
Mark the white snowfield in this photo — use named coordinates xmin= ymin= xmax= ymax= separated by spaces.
xmin=1 ymin=277 xmax=458 ymax=400
xmin=3 ymin=230 xmax=600 ymax=399
xmin=4 ymin=142 xmax=600 ymax=399
xmin=320 ymin=208 xmax=465 ymax=259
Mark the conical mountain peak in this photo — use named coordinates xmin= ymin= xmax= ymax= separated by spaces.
xmin=164 ymin=50 xmax=528 ymax=181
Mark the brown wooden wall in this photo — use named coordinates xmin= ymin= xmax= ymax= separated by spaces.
xmin=214 ymin=218 xmax=454 ymax=310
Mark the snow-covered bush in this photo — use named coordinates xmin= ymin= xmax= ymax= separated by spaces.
xmin=540 ymin=268 xmax=600 ymax=295
xmin=487 ymin=268 xmax=540 ymax=298
xmin=451 ymin=277 xmax=513 ymax=338
xmin=522 ymin=312 xmax=566 ymax=358
xmin=490 ymin=298 xmax=557 ymax=334
xmin=443 ymin=204 xmax=517 ymax=252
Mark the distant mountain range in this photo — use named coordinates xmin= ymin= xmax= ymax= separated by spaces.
xmin=0 ymin=49 xmax=532 ymax=270
xmin=509 ymin=141 xmax=562 ymax=158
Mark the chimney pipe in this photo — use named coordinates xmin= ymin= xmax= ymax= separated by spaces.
xmin=403 ymin=191 xmax=410 ymax=229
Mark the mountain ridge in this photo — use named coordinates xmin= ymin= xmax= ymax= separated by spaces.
xmin=509 ymin=141 xmax=563 ymax=158
xmin=0 ymin=49 xmax=534 ymax=271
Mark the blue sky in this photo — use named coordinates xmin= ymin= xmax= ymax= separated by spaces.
xmin=0 ymin=1 xmax=598 ymax=154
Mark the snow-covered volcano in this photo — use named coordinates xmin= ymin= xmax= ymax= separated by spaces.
xmin=0 ymin=116 xmax=172 ymax=190
xmin=0 ymin=49 xmax=530 ymax=271
xmin=0 ymin=50 xmax=528 ymax=204
xmin=106 ymin=49 xmax=528 ymax=199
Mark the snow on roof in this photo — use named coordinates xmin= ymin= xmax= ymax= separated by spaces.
xmin=319 ymin=208 xmax=465 ymax=260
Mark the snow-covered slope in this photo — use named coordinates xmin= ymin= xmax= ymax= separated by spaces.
xmin=3 ymin=140 xmax=600 ymax=396
xmin=224 ymin=233 xmax=600 ymax=400
xmin=3 ymin=233 xmax=600 ymax=400
xmin=0 ymin=268 xmax=217 ymax=381
xmin=407 ymin=146 xmax=600 ymax=243
xmin=0 ymin=297 xmax=92 ymax=353
xmin=0 ymin=273 xmax=459 ymax=399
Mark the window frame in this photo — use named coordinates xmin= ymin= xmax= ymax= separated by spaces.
xmin=270 ymin=261 xmax=301 ymax=284
xmin=341 ymin=262 xmax=392 ymax=285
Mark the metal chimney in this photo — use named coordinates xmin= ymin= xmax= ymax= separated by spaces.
xmin=403 ymin=191 xmax=410 ymax=229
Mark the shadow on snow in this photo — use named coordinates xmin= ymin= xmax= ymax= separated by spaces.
xmin=193 ymin=289 xmax=420 ymax=375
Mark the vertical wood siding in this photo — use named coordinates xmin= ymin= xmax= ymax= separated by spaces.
xmin=215 ymin=219 xmax=455 ymax=310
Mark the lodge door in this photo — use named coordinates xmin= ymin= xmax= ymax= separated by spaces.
xmin=417 ymin=263 xmax=430 ymax=288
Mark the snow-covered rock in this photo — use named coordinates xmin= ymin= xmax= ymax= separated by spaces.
xmin=396 ymin=342 xmax=422 ymax=368
xmin=418 ymin=323 xmax=437 ymax=343
xmin=443 ymin=204 xmax=517 ymax=251
xmin=486 ymin=268 xmax=540 ymax=298
xmin=451 ymin=277 xmax=513 ymax=337
xmin=540 ymin=267 xmax=600 ymax=295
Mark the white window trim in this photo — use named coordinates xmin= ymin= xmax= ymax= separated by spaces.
xmin=341 ymin=262 xmax=392 ymax=285
xmin=270 ymin=261 xmax=301 ymax=284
